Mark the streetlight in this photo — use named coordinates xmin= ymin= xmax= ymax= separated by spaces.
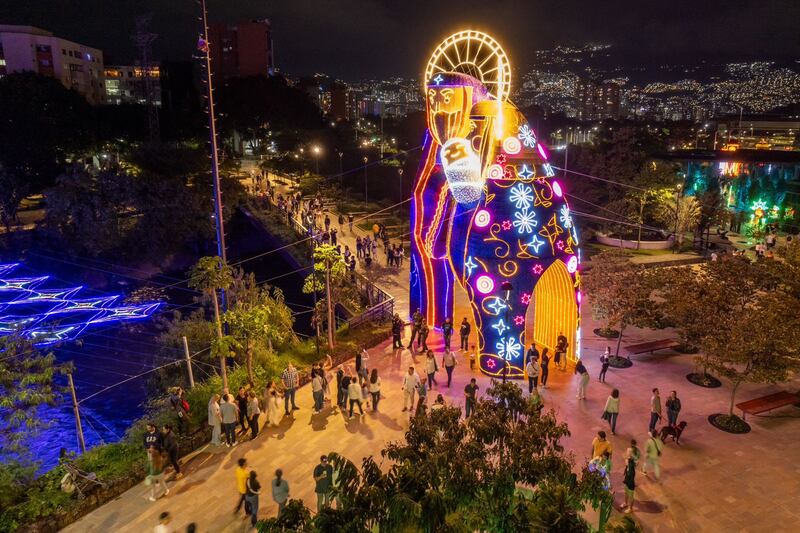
xmin=363 ymin=156 xmax=369 ymax=206
xmin=312 ymin=145 xmax=321 ymax=175
xmin=338 ymin=151 xmax=344 ymax=188
xmin=673 ymin=184 xmax=683 ymax=254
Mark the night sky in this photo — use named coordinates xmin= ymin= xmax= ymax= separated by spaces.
xmin=2 ymin=0 xmax=798 ymax=79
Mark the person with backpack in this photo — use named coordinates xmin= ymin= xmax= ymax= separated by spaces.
xmin=169 ymin=387 xmax=189 ymax=435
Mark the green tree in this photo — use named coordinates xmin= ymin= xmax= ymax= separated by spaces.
xmin=188 ymin=256 xmax=234 ymax=389
xmin=0 ymin=165 xmax=29 ymax=233
xmin=0 ymin=336 xmax=71 ymax=461
xmin=303 ymin=244 xmax=357 ymax=348
xmin=583 ymin=250 xmax=664 ymax=356
xmin=653 ymin=191 xmax=701 ymax=249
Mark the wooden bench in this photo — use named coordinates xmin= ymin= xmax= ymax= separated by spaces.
xmin=736 ymin=391 xmax=800 ymax=420
xmin=625 ymin=339 xmax=681 ymax=356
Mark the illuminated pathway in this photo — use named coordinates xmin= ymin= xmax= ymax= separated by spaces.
xmin=63 ymin=290 xmax=800 ymax=532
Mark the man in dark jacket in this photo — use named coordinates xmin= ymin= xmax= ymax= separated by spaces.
xmin=391 ymin=314 xmax=404 ymax=349
xmin=459 ymin=318 xmax=471 ymax=351
xmin=237 ymin=387 xmax=250 ymax=435
xmin=161 ymin=424 xmax=182 ymax=478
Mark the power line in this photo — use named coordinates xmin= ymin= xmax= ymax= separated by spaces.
xmin=551 ymin=165 xmax=649 ymax=192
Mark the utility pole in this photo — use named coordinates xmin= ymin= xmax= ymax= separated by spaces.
xmin=182 ymin=336 xmax=195 ymax=388
xmin=67 ymin=372 xmax=86 ymax=453
xmin=398 ymin=168 xmax=404 ymax=248
xmin=198 ymin=0 xmax=228 ymax=311
xmin=133 ymin=15 xmax=159 ymax=142
xmin=363 ymin=156 xmax=369 ymax=206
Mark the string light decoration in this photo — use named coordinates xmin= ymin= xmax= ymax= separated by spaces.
xmin=0 ymin=263 xmax=162 ymax=346
xmin=410 ymin=31 xmax=581 ymax=378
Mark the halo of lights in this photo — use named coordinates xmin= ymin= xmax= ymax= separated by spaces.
xmin=475 ymin=275 xmax=495 ymax=294
xmin=486 ymin=164 xmax=504 ymax=180
xmin=474 ymin=209 xmax=492 ymax=228
xmin=552 ymin=181 xmax=563 ymax=197
xmin=503 ymin=136 xmax=522 ymax=154
xmin=425 ymin=30 xmax=511 ymax=101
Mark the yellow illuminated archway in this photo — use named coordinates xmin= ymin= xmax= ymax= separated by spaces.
xmin=526 ymin=259 xmax=578 ymax=365
xmin=425 ymin=30 xmax=512 ymax=102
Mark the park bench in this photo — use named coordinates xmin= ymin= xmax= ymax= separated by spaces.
xmin=735 ymin=391 xmax=800 ymax=420
xmin=625 ymin=339 xmax=680 ymax=356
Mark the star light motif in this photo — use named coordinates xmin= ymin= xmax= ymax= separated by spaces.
xmin=487 ymin=297 xmax=507 ymax=315
xmin=495 ymin=153 xmax=507 ymax=165
xmin=532 ymin=264 xmax=544 ymax=275
xmin=521 ymin=292 xmax=531 ymax=305
xmin=556 ymin=240 xmax=565 ymax=251
xmin=432 ymin=74 xmax=444 ymax=85
xmin=503 ymin=167 xmax=515 ymax=179
xmin=513 ymin=208 xmax=538 ymax=234
xmin=502 ymin=220 xmax=512 ymax=231
xmin=487 ymin=359 xmax=496 ymax=369
xmin=464 ymin=256 xmax=478 ymax=278
xmin=559 ymin=205 xmax=573 ymax=229
xmin=514 ymin=315 xmax=525 ymax=326
xmin=496 ymin=337 xmax=522 ymax=360
xmin=492 ymin=319 xmax=509 ymax=336
xmin=525 ymin=235 xmax=545 ymax=254
xmin=509 ymin=183 xmax=533 ymax=209
xmin=518 ymin=164 xmax=534 ymax=179
xmin=518 ymin=124 xmax=537 ymax=148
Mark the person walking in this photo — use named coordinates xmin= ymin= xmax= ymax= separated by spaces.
xmin=540 ymin=348 xmax=550 ymax=388
xmin=234 ymin=457 xmax=249 ymax=515
xmin=358 ymin=346 xmax=370 ymax=381
xmin=236 ymin=387 xmax=250 ymax=435
xmin=245 ymin=470 xmax=261 ymax=527
xmin=146 ymin=447 xmax=169 ymax=502
xmin=642 ymin=430 xmax=664 ymax=481
xmin=599 ymin=348 xmax=611 ymax=382
xmin=144 ymin=422 xmax=163 ymax=452
xmin=418 ymin=323 xmax=430 ymax=352
xmin=416 ymin=376 xmax=428 ymax=414
xmin=525 ymin=343 xmax=540 ymax=367
xmin=161 ymin=425 xmax=181 ymax=479
xmin=369 ymin=368 xmax=381 ymax=412
xmin=591 ymin=430 xmax=613 ymax=460
xmin=555 ymin=332 xmax=569 ymax=371
xmin=575 ymin=360 xmax=589 ymax=400
xmin=312 ymin=370 xmax=324 ymax=413
xmin=266 ymin=386 xmax=282 ymax=428
xmin=391 ymin=314 xmax=404 ymax=349
xmin=348 ymin=213 xmax=354 ymax=233
xmin=272 ymin=469 xmax=290 ymax=516
xmin=441 ymin=317 xmax=453 ymax=351
xmin=220 ymin=394 xmax=238 ymax=447
xmin=207 ymin=394 xmax=222 ymax=446
xmin=401 ymin=366 xmax=420 ymax=412
xmin=347 ymin=375 xmax=364 ymax=418
xmin=313 ymin=455 xmax=333 ymax=512
xmin=247 ymin=390 xmax=261 ymax=438
xmin=666 ymin=390 xmax=682 ymax=427
xmin=424 ymin=350 xmax=439 ymax=389
xmin=459 ymin=318 xmax=471 ymax=351
xmin=281 ymin=363 xmax=300 ymax=415
xmin=649 ymin=388 xmax=662 ymax=433
xmin=622 ymin=454 xmax=637 ymax=514
xmin=409 ymin=309 xmax=423 ymax=351
xmin=442 ymin=349 xmax=457 ymax=387
xmin=154 ymin=511 xmax=172 ymax=533
xmin=464 ymin=378 xmax=479 ymax=418
xmin=603 ymin=389 xmax=620 ymax=435
xmin=526 ymin=356 xmax=540 ymax=393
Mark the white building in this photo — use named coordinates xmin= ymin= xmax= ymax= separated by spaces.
xmin=0 ymin=24 xmax=105 ymax=104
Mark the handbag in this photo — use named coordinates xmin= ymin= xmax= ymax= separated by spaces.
xmin=601 ymin=411 xmax=610 ymax=421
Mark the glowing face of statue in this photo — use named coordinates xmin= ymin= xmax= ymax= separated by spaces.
xmin=426 ymin=85 xmax=474 ymax=146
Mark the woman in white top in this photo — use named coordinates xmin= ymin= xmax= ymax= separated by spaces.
xmin=603 ymin=388 xmax=620 ymax=435
xmin=265 ymin=381 xmax=282 ymax=428
xmin=368 ymin=368 xmax=382 ymax=412
xmin=207 ymin=394 xmax=222 ymax=445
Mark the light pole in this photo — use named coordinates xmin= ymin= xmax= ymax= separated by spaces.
xmin=300 ymin=147 xmax=305 ymax=175
xmin=673 ymin=184 xmax=683 ymax=253
xmin=312 ymin=145 xmax=321 ymax=175
xmin=338 ymin=151 xmax=343 ymax=188
xmin=363 ymin=156 xmax=369 ymax=206
xmin=398 ymin=168 xmax=404 ymax=247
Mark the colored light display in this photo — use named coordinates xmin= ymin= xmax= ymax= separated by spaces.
xmin=0 ymin=263 xmax=162 ymax=346
xmin=410 ymin=31 xmax=581 ymax=379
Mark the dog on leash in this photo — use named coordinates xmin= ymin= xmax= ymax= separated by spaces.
xmin=659 ymin=421 xmax=687 ymax=444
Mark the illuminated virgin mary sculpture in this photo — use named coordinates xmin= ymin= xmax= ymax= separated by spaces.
xmin=409 ymin=30 xmax=581 ymax=378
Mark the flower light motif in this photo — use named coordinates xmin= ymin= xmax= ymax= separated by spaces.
xmin=464 ymin=256 xmax=478 ymax=277
xmin=487 ymin=297 xmax=507 ymax=315
xmin=532 ymin=263 xmax=544 ymax=275
xmin=517 ymin=164 xmax=534 ymax=180
xmin=496 ymin=336 xmax=522 ymax=360
xmin=514 ymin=315 xmax=525 ymax=326
xmin=513 ymin=208 xmax=538 ymax=234
xmin=492 ymin=319 xmax=509 ymax=336
xmin=502 ymin=220 xmax=512 ymax=231
xmin=559 ymin=205 xmax=573 ymax=229
xmin=520 ymin=292 xmax=531 ymax=305
xmin=487 ymin=359 xmax=496 ymax=369
xmin=509 ymin=183 xmax=533 ymax=209
xmin=518 ymin=124 xmax=537 ymax=148
xmin=525 ymin=235 xmax=545 ymax=254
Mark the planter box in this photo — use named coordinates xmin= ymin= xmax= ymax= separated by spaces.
xmin=596 ymin=234 xmax=674 ymax=250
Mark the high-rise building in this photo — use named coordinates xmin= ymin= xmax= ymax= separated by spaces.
xmin=577 ymin=79 xmax=620 ymax=121
xmin=0 ymin=24 xmax=105 ymax=104
xmin=104 ymin=65 xmax=161 ymax=106
xmin=330 ymin=82 xmax=358 ymax=121
xmin=208 ymin=19 xmax=274 ymax=82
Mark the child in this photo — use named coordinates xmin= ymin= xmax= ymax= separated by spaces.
xmin=469 ymin=345 xmax=477 ymax=371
